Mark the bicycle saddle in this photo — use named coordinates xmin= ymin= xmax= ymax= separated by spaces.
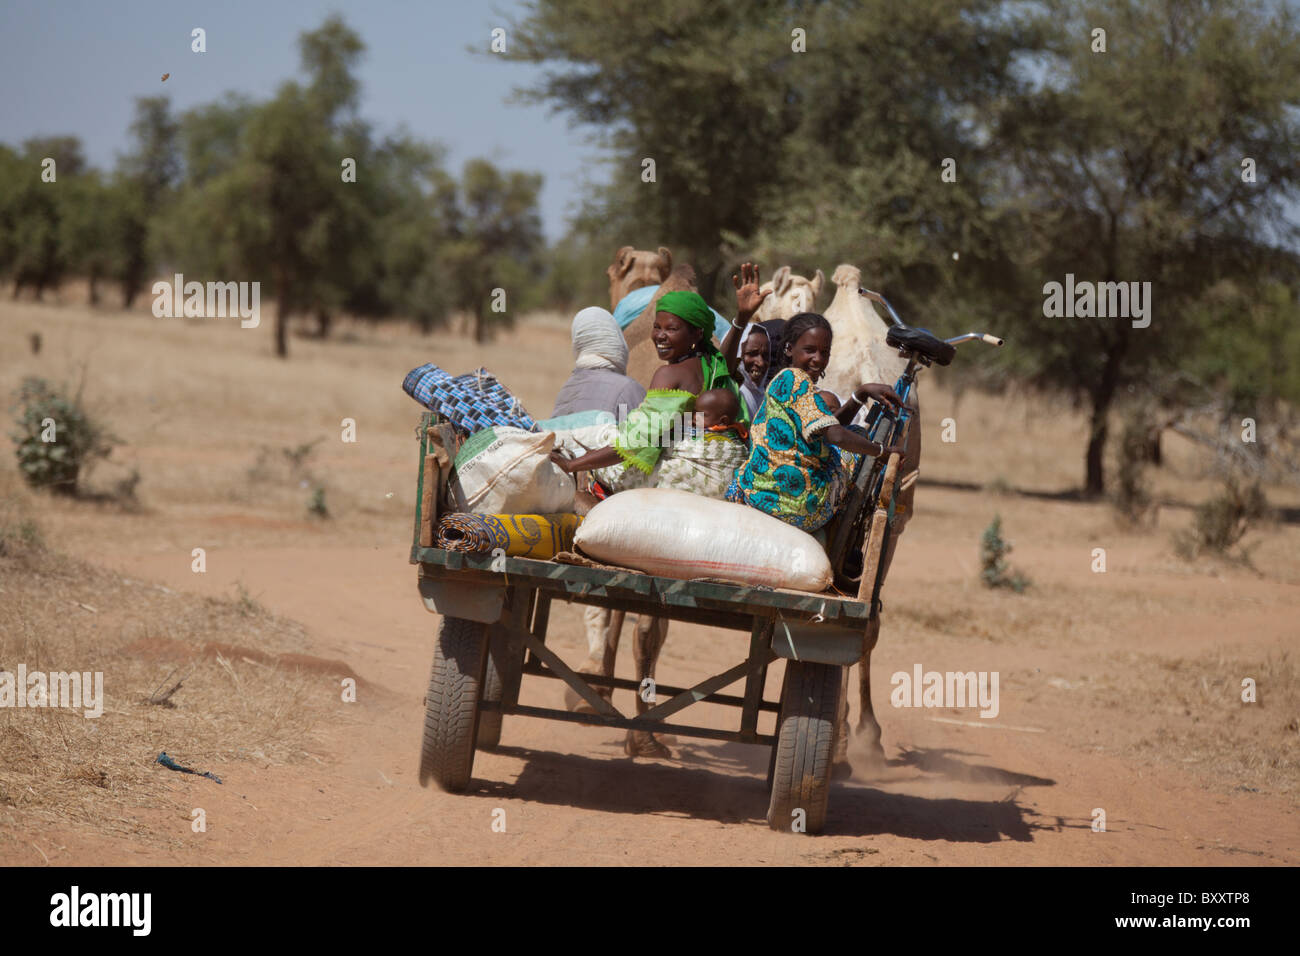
xmin=886 ymin=325 xmax=956 ymax=366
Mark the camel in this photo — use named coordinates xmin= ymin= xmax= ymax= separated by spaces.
xmin=606 ymin=245 xmax=672 ymax=312
xmin=755 ymin=266 xmax=825 ymax=323
xmin=821 ymin=263 xmax=921 ymax=768
xmin=820 ymin=264 xmax=909 ymax=401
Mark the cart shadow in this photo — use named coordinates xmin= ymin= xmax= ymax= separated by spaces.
xmin=474 ymin=744 xmax=768 ymax=825
xmin=822 ymin=785 xmax=1067 ymax=842
xmin=891 ymin=746 xmax=1056 ymax=788
xmin=473 ymin=742 xmax=1061 ymax=841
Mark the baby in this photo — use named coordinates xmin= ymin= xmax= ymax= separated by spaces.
xmin=653 ymin=388 xmax=749 ymax=498
xmin=692 ymin=388 xmax=743 ymax=435
xmin=587 ymin=388 xmax=749 ymax=500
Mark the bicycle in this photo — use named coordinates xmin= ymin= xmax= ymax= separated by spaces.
xmin=827 ymin=288 xmax=1004 ymax=601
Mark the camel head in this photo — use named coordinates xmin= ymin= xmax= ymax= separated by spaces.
xmin=607 ymin=246 xmax=673 ymax=311
xmin=759 ymin=266 xmax=826 ymax=321
xmin=831 ymin=263 xmax=862 ymax=289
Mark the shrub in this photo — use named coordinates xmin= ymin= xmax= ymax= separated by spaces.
xmin=1174 ymin=476 xmax=1268 ymax=560
xmin=308 ymin=486 xmax=330 ymax=518
xmin=980 ymin=515 xmax=1030 ymax=592
xmin=10 ymin=377 xmax=118 ymax=495
xmin=1114 ymin=406 xmax=1159 ymax=525
xmin=0 ymin=517 xmax=44 ymax=558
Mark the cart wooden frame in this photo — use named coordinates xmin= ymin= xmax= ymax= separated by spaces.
xmin=409 ymin=411 xmax=883 ymax=833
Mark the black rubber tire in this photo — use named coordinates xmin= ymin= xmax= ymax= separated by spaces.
xmin=476 ymin=627 xmax=505 ymax=750
xmin=767 ymin=660 xmax=844 ymax=834
xmin=418 ymin=616 xmax=488 ymax=792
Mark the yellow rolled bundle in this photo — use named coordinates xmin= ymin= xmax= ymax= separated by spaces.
xmin=436 ymin=512 xmax=582 ymax=560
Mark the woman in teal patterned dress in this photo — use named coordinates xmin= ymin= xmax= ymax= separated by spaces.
xmin=727 ymin=312 xmax=904 ymax=533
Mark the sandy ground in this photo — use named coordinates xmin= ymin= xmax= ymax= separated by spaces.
xmin=1 ymin=293 xmax=1297 ymax=866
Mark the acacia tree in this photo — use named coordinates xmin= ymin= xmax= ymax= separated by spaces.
xmin=505 ymin=0 xmax=805 ymax=293
xmin=166 ymin=18 xmax=371 ymax=357
xmin=989 ymin=0 xmax=1300 ymax=494
xmin=439 ymin=159 xmax=545 ymax=342
xmin=1 ymin=137 xmax=87 ymax=299
xmin=114 ymin=97 xmax=180 ymax=307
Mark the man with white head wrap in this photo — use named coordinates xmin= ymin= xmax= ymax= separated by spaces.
xmin=551 ymin=307 xmax=646 ymax=419
xmin=550 ymin=307 xmax=646 ymax=713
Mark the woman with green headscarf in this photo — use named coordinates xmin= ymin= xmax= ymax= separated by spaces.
xmin=549 ymin=263 xmax=770 ymax=760
xmin=550 ymin=262 xmax=770 ymax=478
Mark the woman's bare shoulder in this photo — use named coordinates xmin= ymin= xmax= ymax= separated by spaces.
xmin=650 ymin=361 xmax=699 ymax=393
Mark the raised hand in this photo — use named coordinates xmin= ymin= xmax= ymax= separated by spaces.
xmin=732 ymin=262 xmax=771 ymax=321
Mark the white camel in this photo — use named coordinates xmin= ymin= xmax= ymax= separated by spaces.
xmin=820 ymin=263 xmax=921 ymax=769
xmin=755 ymin=266 xmax=824 ymax=323
xmin=820 ymin=264 xmax=909 ymax=403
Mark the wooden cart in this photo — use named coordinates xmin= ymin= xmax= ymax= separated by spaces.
xmin=409 ymin=411 xmax=887 ymax=834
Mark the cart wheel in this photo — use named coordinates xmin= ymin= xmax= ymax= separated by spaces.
xmin=419 ymin=616 xmax=488 ymax=792
xmin=476 ymin=626 xmax=506 ymax=751
xmin=767 ymin=660 xmax=844 ymax=834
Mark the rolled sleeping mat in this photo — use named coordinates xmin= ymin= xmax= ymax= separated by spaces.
xmin=437 ymin=512 xmax=583 ymax=560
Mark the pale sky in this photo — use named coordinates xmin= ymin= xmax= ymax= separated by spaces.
xmin=0 ymin=0 xmax=600 ymax=240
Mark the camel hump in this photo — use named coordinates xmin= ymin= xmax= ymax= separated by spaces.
xmin=831 ymin=264 xmax=861 ymax=287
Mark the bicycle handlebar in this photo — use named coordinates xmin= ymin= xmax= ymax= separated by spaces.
xmin=857 ymin=287 xmax=906 ymax=328
xmin=945 ymin=332 xmax=1004 ymax=347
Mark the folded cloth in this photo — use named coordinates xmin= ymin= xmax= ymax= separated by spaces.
xmin=599 ymin=429 xmax=748 ymax=499
xmin=437 ymin=512 xmax=582 ymax=559
xmin=403 ymin=364 xmax=537 ymax=433
xmin=612 ymin=285 xmax=659 ymax=329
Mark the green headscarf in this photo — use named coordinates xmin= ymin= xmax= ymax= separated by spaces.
xmin=655 ymin=291 xmax=748 ymax=422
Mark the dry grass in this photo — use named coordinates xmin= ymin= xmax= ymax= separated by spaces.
xmin=0 ymin=506 xmax=346 ymax=852
xmin=1114 ymin=649 xmax=1299 ymax=795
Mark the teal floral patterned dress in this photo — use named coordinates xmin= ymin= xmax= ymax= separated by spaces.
xmin=727 ymin=367 xmax=860 ymax=531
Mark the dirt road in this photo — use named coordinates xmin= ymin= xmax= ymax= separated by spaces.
xmin=63 ymin=511 xmax=1292 ymax=867
xmin=3 ymin=302 xmax=1295 ymax=866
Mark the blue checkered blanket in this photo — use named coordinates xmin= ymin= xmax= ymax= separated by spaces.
xmin=402 ymin=364 xmax=538 ymax=433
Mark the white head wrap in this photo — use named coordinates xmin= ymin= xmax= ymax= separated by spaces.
xmin=737 ymin=322 xmax=767 ymax=357
xmin=571 ymin=306 xmax=629 ymax=373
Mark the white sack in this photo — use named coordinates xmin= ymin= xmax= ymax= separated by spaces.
xmin=574 ymin=487 xmax=832 ymax=592
xmin=449 ymin=427 xmax=575 ymax=514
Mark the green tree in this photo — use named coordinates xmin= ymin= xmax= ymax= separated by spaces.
xmin=439 ymin=159 xmax=545 ymax=342
xmin=988 ymin=0 xmax=1300 ymax=494
xmin=113 ymin=97 xmax=180 ymax=307
xmin=60 ymin=168 xmax=119 ymax=305
xmin=505 ymin=0 xmax=805 ymax=294
xmin=506 ymin=0 xmax=1041 ymax=304
xmin=1 ymin=137 xmax=87 ymax=299
xmin=165 ymin=18 xmax=372 ymax=357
